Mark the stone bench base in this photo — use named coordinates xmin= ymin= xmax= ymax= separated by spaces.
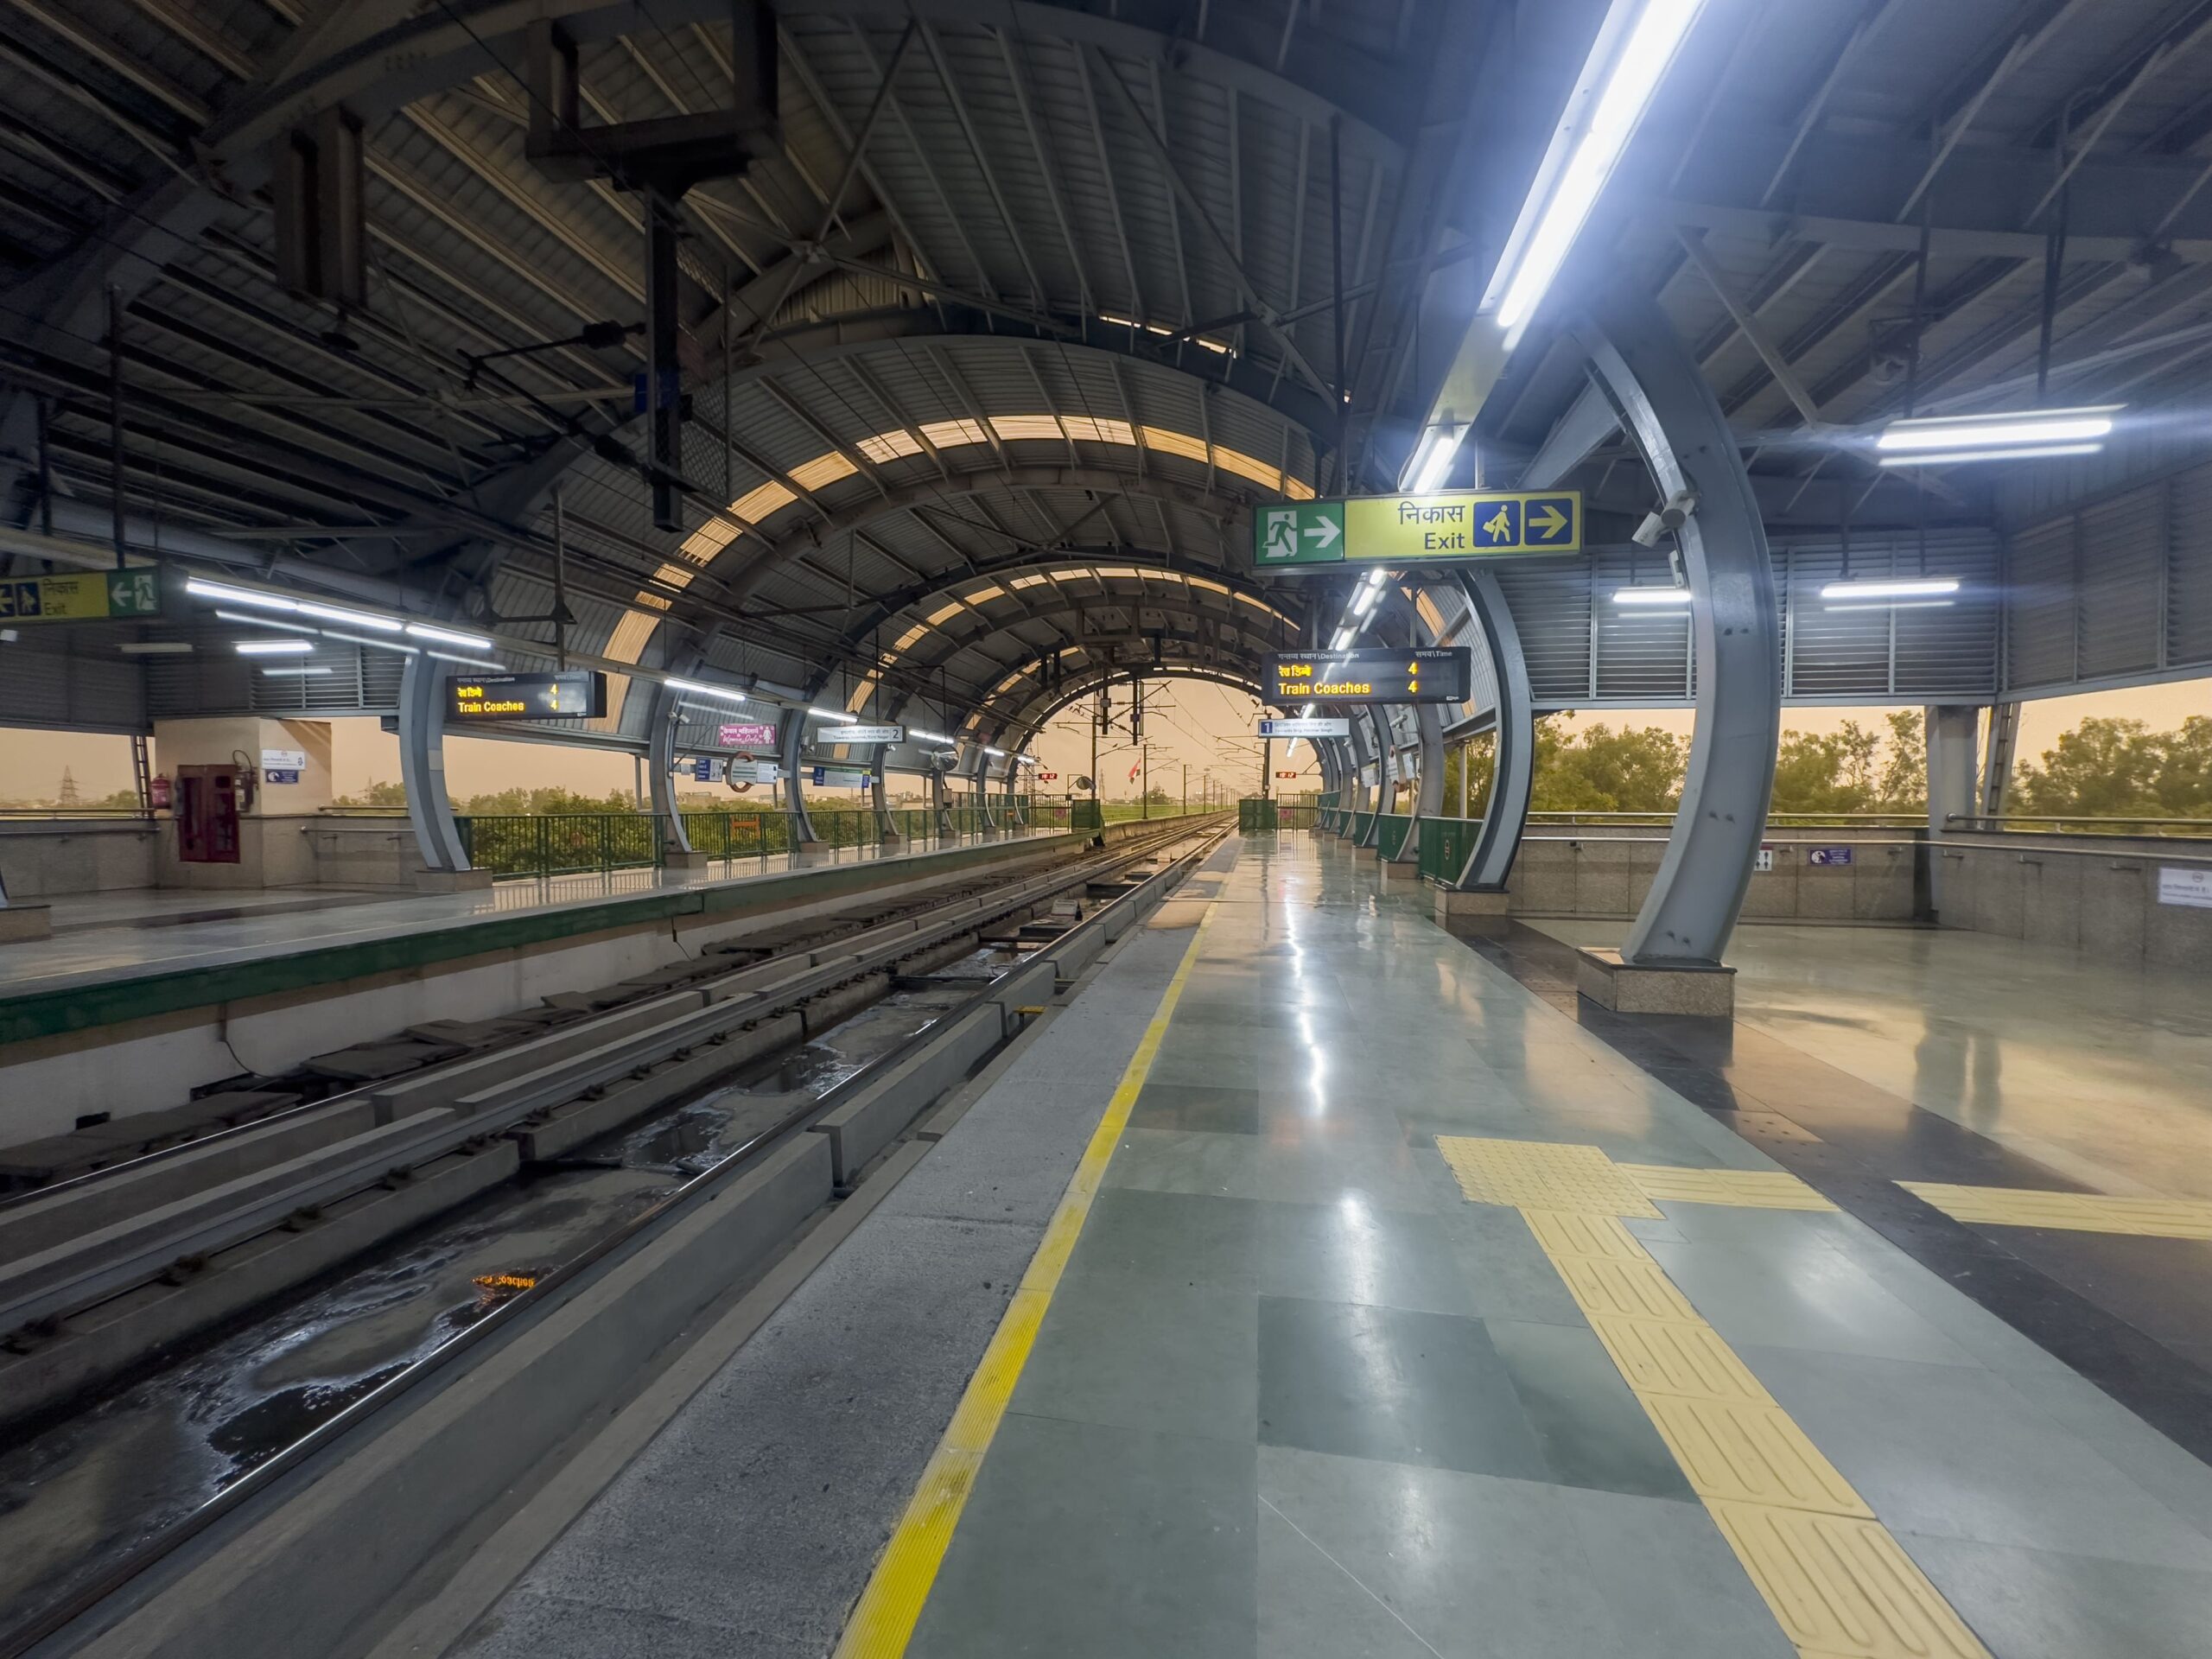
xmin=1433 ymin=887 xmax=1510 ymax=932
xmin=0 ymin=903 xmax=53 ymax=943
xmin=1574 ymin=946 xmax=1734 ymax=1016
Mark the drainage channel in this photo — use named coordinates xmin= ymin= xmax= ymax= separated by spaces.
xmin=0 ymin=948 xmax=1013 ymax=1646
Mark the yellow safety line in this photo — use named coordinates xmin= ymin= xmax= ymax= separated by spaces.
xmin=833 ymin=903 xmax=1217 ymax=1659
xmin=1439 ymin=1138 xmax=1990 ymax=1659
xmin=1900 ymin=1181 xmax=2212 ymax=1239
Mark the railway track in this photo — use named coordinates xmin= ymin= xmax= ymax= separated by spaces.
xmin=0 ymin=816 xmax=1226 ymax=1659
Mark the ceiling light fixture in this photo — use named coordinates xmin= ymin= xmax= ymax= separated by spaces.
xmin=425 ymin=651 xmax=505 ymax=670
xmin=214 ymin=609 xmax=318 ymax=634
xmin=1878 ymin=442 xmax=2104 ymax=468
xmin=1818 ymin=577 xmax=1959 ymax=601
xmin=1823 ymin=600 xmax=1956 ymax=613
xmin=1611 ymin=587 xmax=1694 ymax=605
xmin=235 ymin=638 xmax=313 ymax=655
xmin=663 ymin=677 xmax=747 ymax=705
xmin=809 ymin=706 xmax=858 ymax=722
xmin=1876 ymin=406 xmax=2118 ymax=454
xmin=300 ymin=601 xmax=403 ymax=633
xmin=1402 ymin=425 xmax=1465 ymax=493
xmin=1486 ymin=0 xmax=1710 ymax=347
xmin=404 ymin=622 xmax=494 ymax=651
xmin=260 ymin=665 xmax=334 ymax=677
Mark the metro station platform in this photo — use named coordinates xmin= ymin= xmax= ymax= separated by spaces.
xmin=0 ymin=827 xmax=1068 ymax=1137
xmin=446 ymin=833 xmax=2212 ymax=1659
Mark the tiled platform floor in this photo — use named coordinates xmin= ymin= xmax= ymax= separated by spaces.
xmin=886 ymin=836 xmax=2212 ymax=1658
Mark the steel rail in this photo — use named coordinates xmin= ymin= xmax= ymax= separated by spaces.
xmin=0 ymin=819 xmax=1226 ymax=1659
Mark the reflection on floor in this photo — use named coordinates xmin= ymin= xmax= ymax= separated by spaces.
xmin=1528 ymin=918 xmax=2212 ymax=1202
xmin=883 ymin=837 xmax=2212 ymax=1659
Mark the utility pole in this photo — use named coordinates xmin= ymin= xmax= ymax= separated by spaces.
xmin=1260 ymin=736 xmax=1271 ymax=802
xmin=1182 ymin=762 xmax=1188 ymax=817
xmin=1141 ymin=743 xmax=1149 ymax=820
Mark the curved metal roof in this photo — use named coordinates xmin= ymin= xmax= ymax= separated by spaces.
xmin=4 ymin=0 xmax=2210 ymax=738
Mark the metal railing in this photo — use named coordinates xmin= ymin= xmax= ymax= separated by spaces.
xmin=453 ymin=805 xmax=1070 ymax=880
xmin=1944 ymin=813 xmax=2212 ymax=838
xmin=1376 ymin=816 xmax=1415 ymax=860
xmin=1418 ymin=817 xmax=1479 ymax=885
xmin=1526 ymin=810 xmax=1927 ymax=828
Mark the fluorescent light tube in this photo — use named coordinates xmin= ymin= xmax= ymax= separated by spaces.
xmin=404 ymin=622 xmax=494 ymax=650
xmin=1611 ymin=587 xmax=1694 ymax=605
xmin=1824 ymin=600 xmax=1955 ymax=613
xmin=117 ymin=641 xmax=192 ymax=655
xmin=809 ymin=706 xmax=858 ymax=722
xmin=426 ymin=651 xmax=505 ymax=669
xmin=188 ymin=579 xmax=296 ymax=612
xmin=236 ymin=638 xmax=312 ymax=654
xmin=1819 ymin=577 xmax=1959 ymax=600
xmin=984 ymin=746 xmax=1007 ymax=757
xmin=664 ymin=677 xmax=747 ymax=705
xmin=1877 ymin=405 xmax=2118 ymax=452
xmin=908 ymin=728 xmax=952 ymax=743
xmin=1402 ymin=426 xmax=1463 ymax=493
xmin=1878 ymin=442 xmax=2102 ymax=467
xmin=1492 ymin=0 xmax=1709 ymax=341
xmin=260 ymin=665 xmax=333 ymax=676
xmin=299 ymin=601 xmax=402 ymax=632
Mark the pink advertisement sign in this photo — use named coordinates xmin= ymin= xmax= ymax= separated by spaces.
xmin=717 ymin=721 xmax=779 ymax=749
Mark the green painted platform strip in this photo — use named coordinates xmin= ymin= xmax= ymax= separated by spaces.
xmin=0 ymin=833 xmax=1083 ymax=1050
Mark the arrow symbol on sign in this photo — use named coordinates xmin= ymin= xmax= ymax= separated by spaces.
xmin=1530 ymin=503 xmax=1569 ymax=540
xmin=1304 ymin=517 xmax=1341 ymax=550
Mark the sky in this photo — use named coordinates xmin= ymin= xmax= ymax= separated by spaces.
xmin=3 ymin=677 xmax=2206 ymax=807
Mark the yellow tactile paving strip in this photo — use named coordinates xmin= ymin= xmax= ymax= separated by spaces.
xmin=1620 ymin=1164 xmax=1837 ymax=1211
xmin=1435 ymin=1136 xmax=1662 ymax=1217
xmin=1900 ymin=1182 xmax=2212 ymax=1239
xmin=1436 ymin=1135 xmax=1990 ymax=1659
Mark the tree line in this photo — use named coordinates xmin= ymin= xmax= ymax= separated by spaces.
xmin=1433 ymin=713 xmax=2212 ymax=820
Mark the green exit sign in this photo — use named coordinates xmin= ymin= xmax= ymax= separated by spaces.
xmin=0 ymin=569 xmax=163 ymax=622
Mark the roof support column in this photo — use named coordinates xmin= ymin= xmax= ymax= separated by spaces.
xmin=1926 ymin=704 xmax=1980 ymax=919
xmin=1577 ymin=289 xmax=1780 ymax=969
xmin=645 ymin=683 xmax=696 ymax=859
xmin=968 ymin=745 xmax=996 ymax=834
xmin=1454 ymin=567 xmax=1535 ymax=893
xmin=929 ymin=760 xmax=951 ymax=839
xmin=398 ymin=655 xmax=470 ymax=876
xmin=872 ymin=747 xmax=899 ymax=844
xmin=782 ymin=718 xmax=820 ymax=849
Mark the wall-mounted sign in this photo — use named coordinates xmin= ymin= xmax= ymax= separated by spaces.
xmin=809 ymin=766 xmax=870 ymax=790
xmin=1275 ymin=771 xmax=1300 ymax=779
xmin=1808 ymin=846 xmax=1853 ymax=867
xmin=1265 ymin=648 xmax=1471 ymax=705
xmin=260 ymin=748 xmax=308 ymax=772
xmin=264 ymin=769 xmax=300 ymax=785
xmin=1753 ymin=846 xmax=1775 ymax=873
xmin=717 ymin=721 xmax=779 ymax=748
xmin=0 ymin=569 xmax=162 ymax=622
xmin=692 ymin=757 xmax=715 ymax=781
xmin=2158 ymin=866 xmax=2212 ymax=909
xmin=449 ymin=671 xmax=607 ymax=721
xmin=1257 ymin=716 xmax=1351 ymax=738
xmin=1254 ymin=490 xmax=1581 ymax=568
xmin=824 ymin=723 xmax=904 ymax=744
xmin=1039 ymin=772 xmax=1058 ymax=782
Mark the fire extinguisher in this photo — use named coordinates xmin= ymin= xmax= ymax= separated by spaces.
xmin=149 ymin=773 xmax=173 ymax=812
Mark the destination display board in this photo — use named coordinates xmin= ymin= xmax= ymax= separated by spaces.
xmin=1257 ymin=716 xmax=1351 ymax=738
xmin=449 ymin=671 xmax=607 ymax=721
xmin=1266 ymin=647 xmax=1471 ymax=705
xmin=1255 ymin=490 xmax=1580 ymax=568
xmin=826 ymin=723 xmax=904 ymax=744
xmin=0 ymin=569 xmax=162 ymax=622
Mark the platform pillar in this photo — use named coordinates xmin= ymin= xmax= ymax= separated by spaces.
xmin=1454 ymin=567 xmax=1535 ymax=892
xmin=645 ymin=681 xmax=696 ymax=862
xmin=1925 ymin=705 xmax=1980 ymax=919
xmin=782 ymin=715 xmax=819 ymax=850
xmin=398 ymin=654 xmax=470 ymax=875
xmin=1574 ymin=288 xmax=1780 ymax=987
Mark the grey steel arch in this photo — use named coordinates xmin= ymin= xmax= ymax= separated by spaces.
xmin=1455 ymin=567 xmax=1535 ymax=893
xmin=780 ymin=717 xmax=819 ymax=846
xmin=397 ymin=655 xmax=468 ymax=874
xmin=645 ymin=682 xmax=692 ymax=855
xmin=982 ymin=664 xmax=1268 ymax=755
xmin=1575 ymin=290 xmax=1781 ymax=967
xmin=870 ymin=747 xmax=899 ymax=843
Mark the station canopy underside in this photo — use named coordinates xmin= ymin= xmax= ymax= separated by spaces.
xmin=3 ymin=0 xmax=2212 ymax=752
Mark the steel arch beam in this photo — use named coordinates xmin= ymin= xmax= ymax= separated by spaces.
xmin=986 ymin=664 xmax=1267 ymax=751
xmin=645 ymin=682 xmax=691 ymax=854
xmin=397 ymin=655 xmax=468 ymax=874
xmin=780 ymin=716 xmax=818 ymax=845
xmin=1456 ymin=567 xmax=1535 ymax=893
xmin=1576 ymin=289 xmax=1780 ymax=965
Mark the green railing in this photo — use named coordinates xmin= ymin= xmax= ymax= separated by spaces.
xmin=1376 ymin=815 xmax=1415 ymax=860
xmin=1352 ymin=810 xmax=1376 ymax=844
xmin=1237 ymin=798 xmax=1280 ymax=833
xmin=457 ymin=813 xmax=665 ymax=878
xmin=1418 ymin=817 xmax=1479 ymax=885
xmin=1276 ymin=802 xmax=1317 ymax=830
xmin=456 ymin=804 xmax=1066 ymax=879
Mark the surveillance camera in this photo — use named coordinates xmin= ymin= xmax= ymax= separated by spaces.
xmin=1631 ymin=512 xmax=1667 ymax=548
xmin=1631 ymin=486 xmax=1700 ymax=546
